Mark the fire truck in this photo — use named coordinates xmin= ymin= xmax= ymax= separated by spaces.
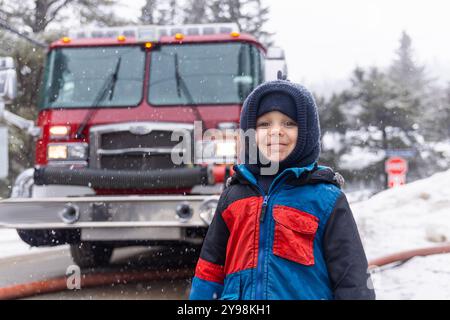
xmin=0 ymin=23 xmax=287 ymax=267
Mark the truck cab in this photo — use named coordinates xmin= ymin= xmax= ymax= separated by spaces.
xmin=0 ymin=23 xmax=287 ymax=267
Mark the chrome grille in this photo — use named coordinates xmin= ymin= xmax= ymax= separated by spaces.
xmin=89 ymin=122 xmax=194 ymax=171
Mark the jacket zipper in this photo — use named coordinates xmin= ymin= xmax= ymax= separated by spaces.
xmin=234 ymin=166 xmax=293 ymax=299
xmin=254 ymin=175 xmax=289 ymax=300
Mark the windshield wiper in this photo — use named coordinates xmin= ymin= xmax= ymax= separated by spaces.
xmin=75 ymin=57 xmax=122 ymax=139
xmin=173 ymin=53 xmax=204 ymax=128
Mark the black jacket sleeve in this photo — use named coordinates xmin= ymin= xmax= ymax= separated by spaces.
xmin=199 ymin=187 xmax=231 ymax=266
xmin=323 ymin=193 xmax=376 ymax=300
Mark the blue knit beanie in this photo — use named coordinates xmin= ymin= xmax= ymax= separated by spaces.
xmin=239 ymin=80 xmax=321 ymax=175
xmin=257 ymin=92 xmax=297 ymax=121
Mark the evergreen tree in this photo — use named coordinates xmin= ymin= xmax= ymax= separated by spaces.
xmin=209 ymin=0 xmax=273 ymax=46
xmin=337 ymin=67 xmax=425 ymax=188
xmin=317 ymin=92 xmax=348 ymax=170
xmin=140 ymin=0 xmax=273 ymax=46
xmin=445 ymin=83 xmax=450 ymax=138
xmin=389 ymin=31 xmax=427 ymax=93
xmin=387 ymin=31 xmax=441 ymax=142
xmin=239 ymin=0 xmax=273 ymax=46
xmin=140 ymin=0 xmax=157 ymax=24
xmin=183 ymin=0 xmax=210 ymax=24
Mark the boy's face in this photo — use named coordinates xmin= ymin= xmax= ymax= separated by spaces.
xmin=255 ymin=111 xmax=298 ymax=163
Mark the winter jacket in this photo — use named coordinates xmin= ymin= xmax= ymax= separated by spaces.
xmin=189 ymin=162 xmax=376 ymax=300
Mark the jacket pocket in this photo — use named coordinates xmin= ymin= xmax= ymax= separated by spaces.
xmin=220 ymin=273 xmax=241 ymax=300
xmin=272 ymin=205 xmax=319 ymax=266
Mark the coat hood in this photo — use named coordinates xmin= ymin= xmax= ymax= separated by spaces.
xmin=239 ymin=80 xmax=321 ymax=174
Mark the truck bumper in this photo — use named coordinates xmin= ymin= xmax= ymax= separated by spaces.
xmin=0 ymin=195 xmax=218 ymax=242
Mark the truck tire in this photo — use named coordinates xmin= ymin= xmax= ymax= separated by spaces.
xmin=70 ymin=242 xmax=113 ymax=269
xmin=17 ymin=229 xmax=80 ymax=247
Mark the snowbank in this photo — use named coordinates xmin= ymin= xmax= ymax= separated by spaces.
xmin=352 ymin=168 xmax=450 ymax=258
xmin=352 ymin=168 xmax=450 ymax=299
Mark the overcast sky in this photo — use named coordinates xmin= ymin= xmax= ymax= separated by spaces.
xmin=265 ymin=0 xmax=450 ymax=90
xmin=120 ymin=0 xmax=450 ymax=92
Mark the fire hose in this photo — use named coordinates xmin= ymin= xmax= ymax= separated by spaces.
xmin=368 ymin=243 xmax=450 ymax=270
xmin=0 ymin=268 xmax=194 ymax=300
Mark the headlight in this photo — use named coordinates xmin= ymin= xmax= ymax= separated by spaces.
xmin=48 ymin=143 xmax=88 ymax=161
xmin=49 ymin=126 xmax=70 ymax=139
xmin=215 ymin=141 xmax=237 ymax=158
xmin=47 ymin=145 xmax=68 ymax=160
xmin=196 ymin=139 xmax=237 ymax=164
xmin=68 ymin=143 xmax=88 ymax=159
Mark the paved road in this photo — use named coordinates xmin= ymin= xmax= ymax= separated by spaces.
xmin=0 ymin=245 xmax=199 ymax=299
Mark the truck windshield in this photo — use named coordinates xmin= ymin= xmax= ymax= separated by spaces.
xmin=148 ymin=42 xmax=263 ymax=105
xmin=39 ymin=46 xmax=145 ymax=109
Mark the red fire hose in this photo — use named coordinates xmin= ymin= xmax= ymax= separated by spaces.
xmin=368 ymin=243 xmax=450 ymax=270
xmin=0 ymin=268 xmax=194 ymax=300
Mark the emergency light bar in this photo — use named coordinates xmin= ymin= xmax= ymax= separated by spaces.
xmin=68 ymin=23 xmax=240 ymax=42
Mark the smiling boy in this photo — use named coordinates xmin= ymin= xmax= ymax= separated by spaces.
xmin=189 ymin=79 xmax=375 ymax=300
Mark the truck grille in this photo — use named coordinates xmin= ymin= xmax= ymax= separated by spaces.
xmin=89 ymin=122 xmax=194 ymax=171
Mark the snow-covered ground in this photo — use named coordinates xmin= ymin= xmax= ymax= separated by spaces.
xmin=0 ymin=169 xmax=449 ymax=299
xmin=352 ymin=168 xmax=450 ymax=300
xmin=0 ymin=228 xmax=67 ymax=258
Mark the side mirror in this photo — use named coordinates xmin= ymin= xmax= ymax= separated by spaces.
xmin=264 ymin=47 xmax=288 ymax=81
xmin=0 ymin=57 xmax=17 ymax=102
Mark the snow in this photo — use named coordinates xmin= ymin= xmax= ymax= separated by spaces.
xmin=369 ymin=254 xmax=450 ymax=300
xmin=322 ymin=132 xmax=344 ymax=154
xmin=352 ymin=168 xmax=450 ymax=299
xmin=431 ymin=139 xmax=450 ymax=159
xmin=339 ymin=146 xmax=385 ymax=170
xmin=0 ymin=228 xmax=68 ymax=259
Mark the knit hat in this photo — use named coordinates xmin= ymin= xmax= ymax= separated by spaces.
xmin=257 ymin=91 xmax=297 ymax=122
xmin=239 ymin=80 xmax=321 ymax=175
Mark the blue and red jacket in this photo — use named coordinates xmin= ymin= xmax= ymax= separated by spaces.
xmin=189 ymin=162 xmax=375 ymax=300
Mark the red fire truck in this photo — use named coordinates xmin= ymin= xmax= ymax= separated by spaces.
xmin=0 ymin=23 xmax=286 ymax=267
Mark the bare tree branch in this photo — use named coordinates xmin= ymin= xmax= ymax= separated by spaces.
xmin=47 ymin=0 xmax=75 ymax=24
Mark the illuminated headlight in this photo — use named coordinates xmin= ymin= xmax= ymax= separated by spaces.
xmin=197 ymin=140 xmax=237 ymax=164
xmin=47 ymin=145 xmax=68 ymax=160
xmin=49 ymin=126 xmax=70 ymax=139
xmin=215 ymin=141 xmax=237 ymax=158
xmin=48 ymin=143 xmax=88 ymax=161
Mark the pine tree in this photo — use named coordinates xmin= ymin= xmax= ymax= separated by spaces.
xmin=389 ymin=31 xmax=428 ymax=93
xmin=146 ymin=0 xmax=274 ymax=46
xmin=209 ymin=0 xmax=273 ymax=46
xmin=183 ymin=0 xmax=210 ymax=24
xmin=317 ymin=92 xmax=348 ymax=170
xmin=140 ymin=0 xmax=158 ymax=24
xmin=445 ymin=83 xmax=450 ymax=137
xmin=388 ymin=31 xmax=436 ymax=139
xmin=239 ymin=0 xmax=273 ymax=46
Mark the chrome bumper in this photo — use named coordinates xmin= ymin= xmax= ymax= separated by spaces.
xmin=0 ymin=195 xmax=219 ymax=241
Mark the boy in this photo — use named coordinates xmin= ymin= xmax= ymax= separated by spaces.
xmin=189 ymin=79 xmax=375 ymax=300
